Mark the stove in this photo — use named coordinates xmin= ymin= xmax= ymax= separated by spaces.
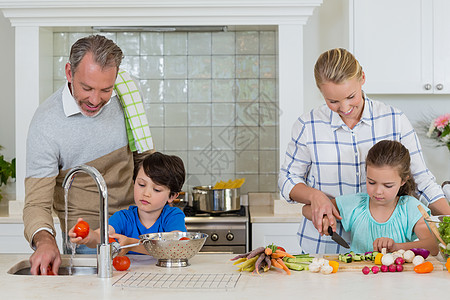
xmin=183 ymin=206 xmax=249 ymax=254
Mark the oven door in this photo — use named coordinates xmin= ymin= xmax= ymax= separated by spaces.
xmin=186 ymin=222 xmax=248 ymax=254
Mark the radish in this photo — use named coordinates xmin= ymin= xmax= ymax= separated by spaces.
xmin=388 ymin=264 xmax=397 ymax=272
xmin=396 ymin=264 xmax=404 ymax=272
xmin=362 ymin=266 xmax=370 ymax=275
xmin=380 ymin=265 xmax=388 ymax=272
xmin=394 ymin=257 xmax=405 ymax=265
xmin=371 ymin=266 xmax=379 ymax=274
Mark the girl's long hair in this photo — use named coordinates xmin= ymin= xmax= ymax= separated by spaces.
xmin=366 ymin=140 xmax=416 ymax=196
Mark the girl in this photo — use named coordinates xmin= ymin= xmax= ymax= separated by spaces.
xmin=278 ymin=48 xmax=449 ymax=254
xmin=69 ymin=151 xmax=186 ymax=254
xmin=303 ymin=140 xmax=439 ymax=255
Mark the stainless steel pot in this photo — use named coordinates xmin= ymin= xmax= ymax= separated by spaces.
xmin=192 ymin=185 xmax=240 ymax=213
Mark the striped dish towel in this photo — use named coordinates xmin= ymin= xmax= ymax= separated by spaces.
xmin=114 ymin=69 xmax=154 ymax=153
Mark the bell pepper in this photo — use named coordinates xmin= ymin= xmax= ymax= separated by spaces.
xmin=413 ymin=261 xmax=434 ymax=274
xmin=446 ymin=258 xmax=450 ymax=273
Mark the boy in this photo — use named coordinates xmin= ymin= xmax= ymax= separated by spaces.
xmin=69 ymin=152 xmax=186 ymax=254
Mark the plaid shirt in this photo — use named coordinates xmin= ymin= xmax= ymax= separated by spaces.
xmin=278 ymin=96 xmax=444 ymax=254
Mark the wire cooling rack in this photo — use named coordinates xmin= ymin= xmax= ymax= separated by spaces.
xmin=113 ymin=272 xmax=241 ymax=289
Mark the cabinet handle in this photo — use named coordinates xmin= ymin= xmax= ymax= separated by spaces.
xmin=436 ymin=83 xmax=444 ymax=90
xmin=424 ymin=83 xmax=432 ymax=90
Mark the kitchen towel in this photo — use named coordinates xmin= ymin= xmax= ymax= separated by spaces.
xmin=114 ymin=69 xmax=153 ymax=153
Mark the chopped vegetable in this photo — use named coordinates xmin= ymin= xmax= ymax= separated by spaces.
xmin=445 ymin=257 xmax=450 ymax=273
xmin=412 ymin=255 xmax=425 ymax=266
xmin=320 ymin=265 xmax=333 ymax=275
xmin=381 ymin=253 xmax=395 ymax=266
xmin=374 ymin=253 xmax=383 ymax=265
xmin=309 ymin=263 xmax=321 ymax=273
xmin=403 ymin=249 xmax=415 ymax=263
xmin=328 ymin=260 xmax=339 ymax=273
xmin=413 ymin=261 xmax=434 ymax=273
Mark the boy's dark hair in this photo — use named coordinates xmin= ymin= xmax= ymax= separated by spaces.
xmin=133 ymin=152 xmax=186 ymax=197
xmin=366 ymin=140 xmax=416 ymax=196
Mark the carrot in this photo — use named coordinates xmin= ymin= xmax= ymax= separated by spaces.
xmin=254 ymin=253 xmax=266 ymax=275
xmin=247 ymin=247 xmax=265 ymax=259
xmin=271 ymin=258 xmax=283 ymax=269
xmin=264 ymin=254 xmax=272 ymax=269
xmin=230 ymin=251 xmax=251 ymax=261
xmin=276 ymin=258 xmax=291 ymax=275
xmin=270 ymin=252 xmax=286 ymax=259
xmin=264 ymin=247 xmax=273 ymax=256
xmin=232 ymin=257 xmax=247 ymax=265
xmin=274 ymin=249 xmax=295 ymax=258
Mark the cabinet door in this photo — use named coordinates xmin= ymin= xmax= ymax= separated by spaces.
xmin=433 ymin=0 xmax=450 ymax=93
xmin=351 ymin=0 xmax=433 ymax=94
xmin=251 ymin=223 xmax=302 ymax=254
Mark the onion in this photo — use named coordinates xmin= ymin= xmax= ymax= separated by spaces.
xmin=403 ymin=250 xmax=415 ymax=263
xmin=410 ymin=248 xmax=430 ymax=259
xmin=412 ymin=255 xmax=425 ymax=266
xmin=381 ymin=253 xmax=395 ymax=266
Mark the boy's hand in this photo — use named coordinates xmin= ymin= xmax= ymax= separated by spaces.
xmin=109 ymin=233 xmax=139 ymax=256
xmin=373 ymin=237 xmax=396 ymax=252
xmin=69 ymin=218 xmax=91 ymax=245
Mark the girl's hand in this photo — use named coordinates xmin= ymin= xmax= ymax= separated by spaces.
xmin=373 ymin=237 xmax=396 ymax=252
xmin=68 ymin=218 xmax=91 ymax=245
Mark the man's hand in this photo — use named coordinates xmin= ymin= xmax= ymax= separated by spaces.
xmin=310 ymin=192 xmax=342 ymax=235
xmin=29 ymin=230 xmax=61 ymax=275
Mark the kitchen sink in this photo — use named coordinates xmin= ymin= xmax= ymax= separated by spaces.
xmin=7 ymin=255 xmax=98 ymax=276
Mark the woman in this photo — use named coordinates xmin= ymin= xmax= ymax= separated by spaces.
xmin=278 ymin=48 xmax=450 ymax=254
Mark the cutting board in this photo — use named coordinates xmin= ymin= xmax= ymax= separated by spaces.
xmin=323 ymin=255 xmax=444 ymax=272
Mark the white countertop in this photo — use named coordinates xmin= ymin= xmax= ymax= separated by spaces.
xmin=0 ymin=253 xmax=449 ymax=299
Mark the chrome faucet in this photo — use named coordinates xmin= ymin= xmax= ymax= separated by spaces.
xmin=63 ymin=165 xmax=113 ymax=278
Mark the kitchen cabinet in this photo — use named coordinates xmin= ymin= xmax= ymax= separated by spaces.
xmin=0 ymin=222 xmax=63 ymax=253
xmin=251 ymin=223 xmax=302 ymax=254
xmin=350 ymin=0 xmax=450 ymax=94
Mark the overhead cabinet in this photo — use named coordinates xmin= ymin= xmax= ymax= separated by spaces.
xmin=350 ymin=0 xmax=450 ymax=94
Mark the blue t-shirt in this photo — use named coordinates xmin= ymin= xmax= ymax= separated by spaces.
xmin=109 ymin=204 xmax=186 ymax=239
xmin=336 ymin=193 xmax=430 ymax=253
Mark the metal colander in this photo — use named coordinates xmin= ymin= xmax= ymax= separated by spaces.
xmin=139 ymin=232 xmax=208 ymax=267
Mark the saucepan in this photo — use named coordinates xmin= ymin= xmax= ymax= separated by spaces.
xmin=192 ymin=185 xmax=241 ymax=213
xmin=112 ymin=232 xmax=208 ymax=267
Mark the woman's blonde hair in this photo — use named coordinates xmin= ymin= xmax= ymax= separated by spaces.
xmin=314 ymin=48 xmax=363 ymax=88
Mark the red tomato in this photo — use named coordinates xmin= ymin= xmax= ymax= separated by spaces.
xmin=113 ymin=256 xmax=131 ymax=271
xmin=73 ymin=220 xmax=90 ymax=239
xmin=109 ymin=237 xmax=117 ymax=243
xmin=179 ymin=237 xmax=190 ymax=241
xmin=277 ymin=246 xmax=286 ymax=252
xmin=46 ymin=265 xmax=55 ymax=275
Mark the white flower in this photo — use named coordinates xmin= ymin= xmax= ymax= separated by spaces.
xmin=426 ymin=121 xmax=436 ymax=137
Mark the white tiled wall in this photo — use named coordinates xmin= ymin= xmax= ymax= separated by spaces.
xmin=52 ymin=30 xmax=279 ymax=194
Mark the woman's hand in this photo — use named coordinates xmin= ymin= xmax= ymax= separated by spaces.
xmin=373 ymin=237 xmax=396 ymax=252
xmin=310 ymin=192 xmax=342 ymax=235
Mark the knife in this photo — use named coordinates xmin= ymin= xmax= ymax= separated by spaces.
xmin=328 ymin=226 xmax=350 ymax=249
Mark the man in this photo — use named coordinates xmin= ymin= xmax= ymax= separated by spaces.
xmin=23 ymin=35 xmax=151 ymax=275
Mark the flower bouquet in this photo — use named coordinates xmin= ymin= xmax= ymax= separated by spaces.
xmin=426 ymin=113 xmax=450 ymax=151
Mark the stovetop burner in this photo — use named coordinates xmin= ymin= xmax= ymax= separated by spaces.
xmin=183 ymin=205 xmax=246 ymax=217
